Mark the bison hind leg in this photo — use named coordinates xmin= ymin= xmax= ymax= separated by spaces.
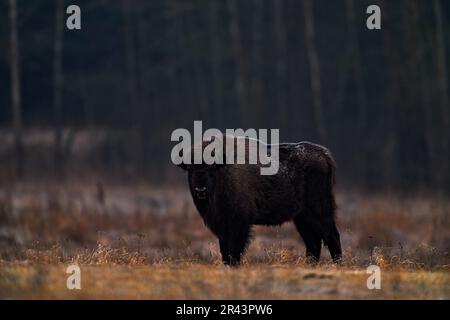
xmin=323 ymin=223 xmax=342 ymax=263
xmin=302 ymin=159 xmax=342 ymax=263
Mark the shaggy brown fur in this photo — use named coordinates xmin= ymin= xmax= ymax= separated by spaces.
xmin=177 ymin=135 xmax=342 ymax=266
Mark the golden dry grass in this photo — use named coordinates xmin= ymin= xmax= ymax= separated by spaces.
xmin=0 ymin=182 xmax=449 ymax=299
xmin=1 ymin=262 xmax=449 ymax=299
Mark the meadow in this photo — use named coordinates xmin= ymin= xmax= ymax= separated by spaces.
xmin=0 ymin=181 xmax=449 ymax=299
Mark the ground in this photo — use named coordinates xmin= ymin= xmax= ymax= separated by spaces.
xmin=0 ymin=182 xmax=449 ymax=299
xmin=1 ymin=262 xmax=449 ymax=299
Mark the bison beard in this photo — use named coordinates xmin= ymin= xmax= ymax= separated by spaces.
xmin=177 ymin=135 xmax=342 ymax=266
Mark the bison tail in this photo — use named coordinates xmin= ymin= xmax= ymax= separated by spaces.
xmin=324 ymin=149 xmax=337 ymax=214
xmin=325 ymin=150 xmax=336 ymax=187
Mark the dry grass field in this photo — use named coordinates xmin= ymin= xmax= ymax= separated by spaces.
xmin=0 ymin=181 xmax=449 ymax=299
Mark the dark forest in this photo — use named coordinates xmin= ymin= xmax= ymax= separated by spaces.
xmin=1 ymin=0 xmax=449 ymax=194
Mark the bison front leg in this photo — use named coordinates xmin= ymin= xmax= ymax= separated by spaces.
xmin=219 ymin=225 xmax=251 ymax=267
xmin=294 ymin=215 xmax=322 ymax=263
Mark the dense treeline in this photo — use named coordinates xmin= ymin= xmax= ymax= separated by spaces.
xmin=0 ymin=0 xmax=449 ymax=193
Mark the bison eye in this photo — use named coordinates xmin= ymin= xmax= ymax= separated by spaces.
xmin=193 ymin=186 xmax=208 ymax=199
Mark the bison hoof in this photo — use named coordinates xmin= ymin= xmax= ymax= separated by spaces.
xmin=223 ymin=258 xmax=241 ymax=267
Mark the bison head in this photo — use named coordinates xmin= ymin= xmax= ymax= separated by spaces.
xmin=176 ymin=138 xmax=226 ymax=201
xmin=178 ymin=163 xmax=218 ymax=201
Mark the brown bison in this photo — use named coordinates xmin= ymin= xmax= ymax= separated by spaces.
xmin=177 ymin=134 xmax=342 ymax=266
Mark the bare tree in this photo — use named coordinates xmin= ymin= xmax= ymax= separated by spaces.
xmin=53 ymin=0 xmax=65 ymax=174
xmin=122 ymin=0 xmax=139 ymax=121
xmin=187 ymin=22 xmax=209 ymax=121
xmin=250 ymin=0 xmax=264 ymax=126
xmin=346 ymin=0 xmax=368 ymax=133
xmin=9 ymin=0 xmax=23 ymax=177
xmin=404 ymin=0 xmax=438 ymax=190
xmin=431 ymin=0 xmax=450 ymax=245
xmin=123 ymin=0 xmax=147 ymax=174
xmin=380 ymin=0 xmax=400 ymax=190
xmin=227 ymin=0 xmax=249 ymax=125
xmin=303 ymin=0 xmax=327 ymax=143
xmin=433 ymin=0 xmax=449 ymax=190
xmin=273 ymin=0 xmax=288 ymax=128
xmin=346 ymin=0 xmax=368 ymax=187
xmin=165 ymin=0 xmax=181 ymax=124
xmin=209 ymin=0 xmax=225 ymax=126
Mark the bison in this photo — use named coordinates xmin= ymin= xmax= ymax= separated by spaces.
xmin=177 ymin=134 xmax=342 ymax=266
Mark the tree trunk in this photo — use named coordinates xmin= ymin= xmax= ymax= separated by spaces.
xmin=123 ymin=0 xmax=145 ymax=175
xmin=303 ymin=0 xmax=327 ymax=143
xmin=380 ymin=0 xmax=399 ymax=190
xmin=432 ymin=0 xmax=449 ymax=246
xmin=346 ymin=0 xmax=368 ymax=133
xmin=251 ymin=0 xmax=264 ymax=127
xmin=166 ymin=0 xmax=180 ymax=126
xmin=346 ymin=0 xmax=368 ymax=188
xmin=136 ymin=2 xmax=153 ymax=176
xmin=9 ymin=0 xmax=23 ymax=178
xmin=433 ymin=0 xmax=449 ymax=191
xmin=53 ymin=0 xmax=64 ymax=175
xmin=209 ymin=0 xmax=225 ymax=127
xmin=122 ymin=0 xmax=139 ymax=123
xmin=188 ymin=23 xmax=209 ymax=121
xmin=227 ymin=0 xmax=249 ymax=126
xmin=273 ymin=0 xmax=288 ymax=131
xmin=407 ymin=0 xmax=434 ymax=190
